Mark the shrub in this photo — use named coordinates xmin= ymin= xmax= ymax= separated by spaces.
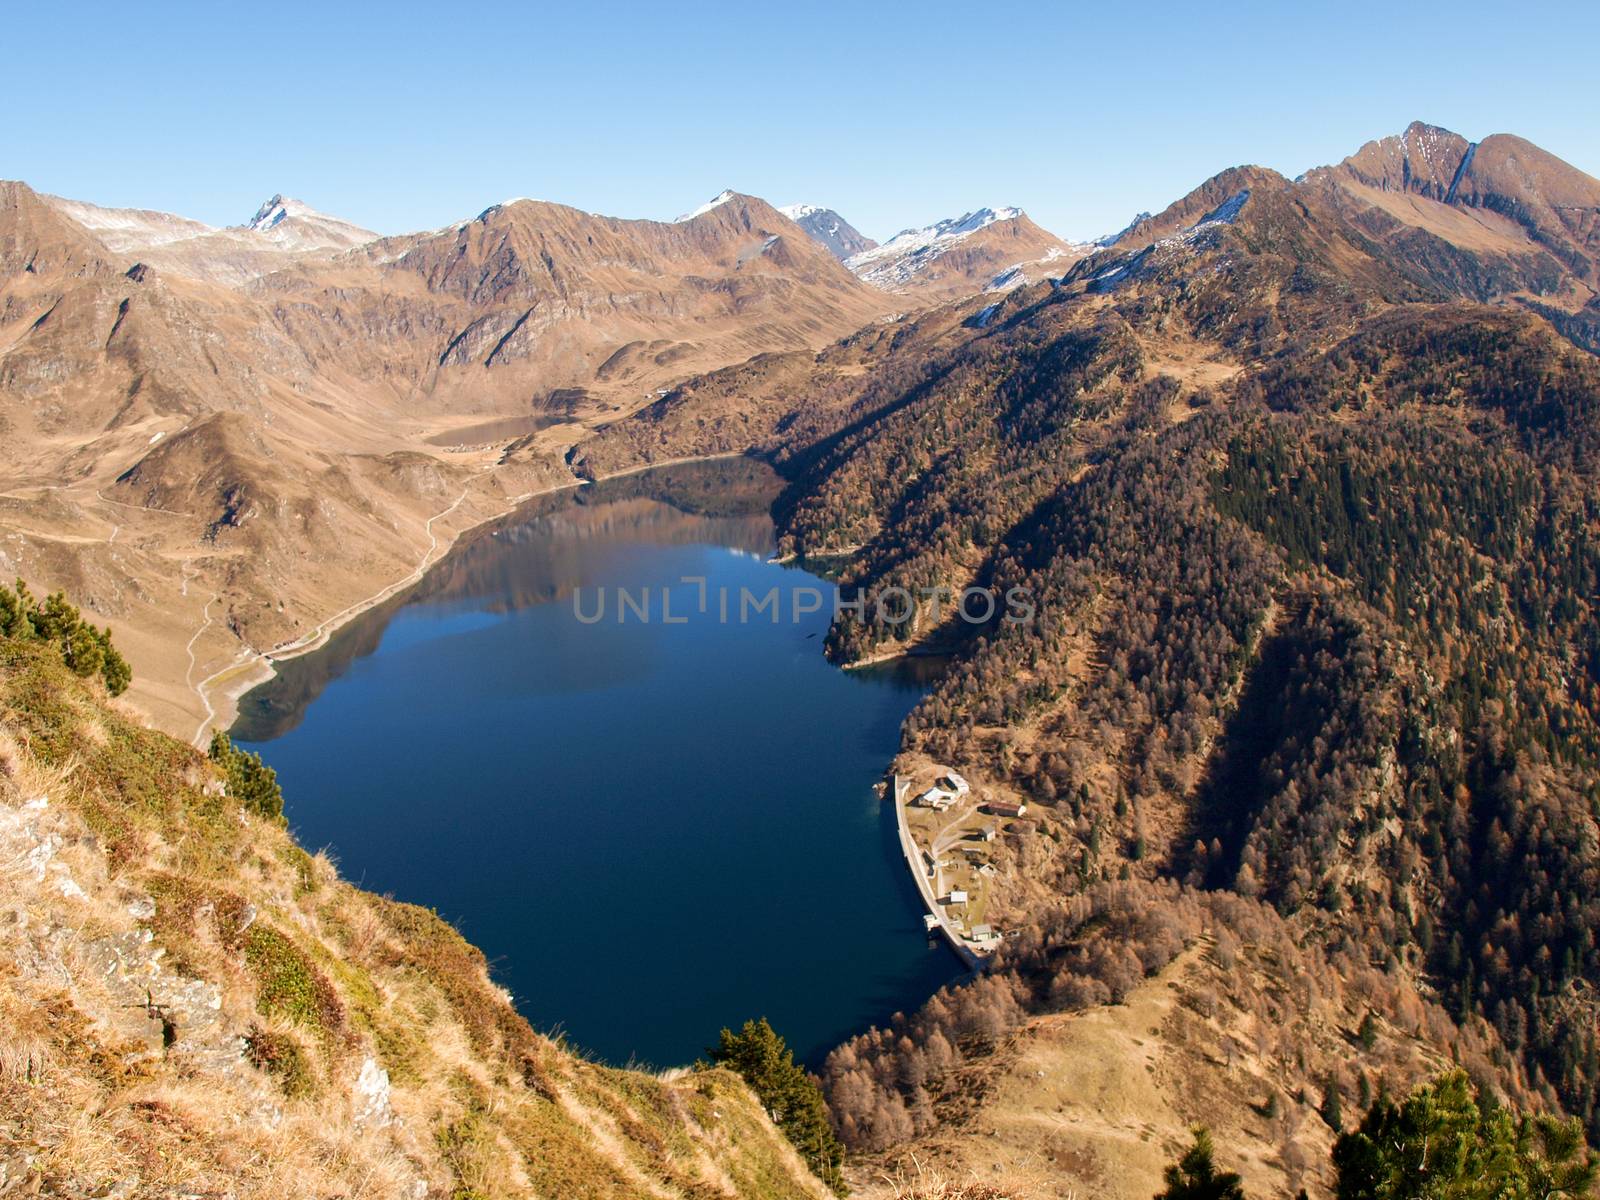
xmin=243 ymin=1024 xmax=315 ymax=1097
xmin=0 ymin=579 xmax=132 ymax=695
xmin=243 ymin=924 xmax=344 ymax=1035
xmin=1156 ymin=1128 xmax=1246 ymax=1200
xmin=1333 ymin=1070 xmax=1597 ymax=1200
xmin=209 ymin=731 xmax=284 ymax=821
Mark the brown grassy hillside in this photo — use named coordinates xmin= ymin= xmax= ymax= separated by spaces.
xmin=0 ymin=638 xmax=831 ymax=1199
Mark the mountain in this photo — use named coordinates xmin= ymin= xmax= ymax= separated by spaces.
xmin=265 ymin=189 xmax=893 ymax=409
xmin=40 ymin=192 xmax=378 ymax=285
xmin=1302 ymin=120 xmax=1600 ymax=347
xmin=9 ymin=119 xmax=1600 ymax=1200
xmin=244 ymin=192 xmax=377 ymax=251
xmin=573 ymin=122 xmax=1600 ymax=1195
xmin=1313 ymin=120 xmax=1600 ymax=281
xmin=779 ymin=203 xmax=878 ymax=260
xmin=0 ymin=179 xmax=895 ymax=737
xmin=844 ymin=207 xmax=1088 ymax=302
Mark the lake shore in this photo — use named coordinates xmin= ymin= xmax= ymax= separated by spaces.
xmin=235 ymin=465 xmax=960 ymax=1065
xmin=195 ymin=451 xmax=759 ymax=745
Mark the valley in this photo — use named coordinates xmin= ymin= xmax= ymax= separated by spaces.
xmin=4 ymin=110 xmax=1600 ymax=1200
xmin=1 ymin=176 xmax=1079 ymax=744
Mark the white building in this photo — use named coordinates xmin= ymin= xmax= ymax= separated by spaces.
xmin=938 ymin=771 xmax=971 ymax=796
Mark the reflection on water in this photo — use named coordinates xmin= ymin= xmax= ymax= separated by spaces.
xmin=236 ymin=459 xmax=785 ymax=742
xmin=422 ymin=414 xmax=565 ymax=447
xmin=234 ymin=457 xmax=962 ymax=1067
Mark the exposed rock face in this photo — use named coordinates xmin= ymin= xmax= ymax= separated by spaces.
xmin=352 ymin=1057 xmax=393 ymax=1129
xmin=779 ymin=203 xmax=879 ymax=260
xmin=1331 ymin=120 xmax=1476 ymax=200
xmin=1312 ymin=119 xmax=1600 ymax=284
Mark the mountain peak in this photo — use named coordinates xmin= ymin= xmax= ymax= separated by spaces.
xmin=673 ymin=190 xmax=741 ymax=223
xmin=843 ymin=205 xmax=1080 ymax=300
xmin=240 ymin=194 xmax=377 ymax=252
xmin=1319 ymin=122 xmax=1473 ymax=201
xmin=778 ymin=203 xmax=877 ymax=261
xmin=848 ymin=206 xmax=1030 ymax=274
xmin=247 ymin=194 xmax=310 ymax=232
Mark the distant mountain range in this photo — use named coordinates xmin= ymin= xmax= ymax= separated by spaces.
xmin=777 ymin=201 xmax=1092 ymax=302
xmin=3 ymin=119 xmax=1597 ymax=744
xmin=40 ymin=191 xmax=378 ymax=285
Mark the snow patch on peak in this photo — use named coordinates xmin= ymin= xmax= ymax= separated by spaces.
xmin=674 ymin=190 xmax=739 ymax=223
xmin=1086 ymin=189 xmax=1251 ymax=295
xmin=894 ymin=207 xmax=1017 ymax=245
xmin=779 ymin=204 xmax=877 ymax=261
xmin=247 ymin=194 xmax=311 ymax=232
xmin=1198 ymin=189 xmax=1250 ymax=227
xmin=475 ymin=198 xmax=551 ymax=221
xmin=845 ymin=206 xmax=1026 ymax=288
xmin=1398 ymin=121 xmax=1460 ymax=163
xmin=242 ymin=194 xmax=377 ymax=251
xmin=853 ymin=207 xmax=1022 ymax=261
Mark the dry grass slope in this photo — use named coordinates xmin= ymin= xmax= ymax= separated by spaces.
xmin=0 ymin=641 xmax=830 ymax=1199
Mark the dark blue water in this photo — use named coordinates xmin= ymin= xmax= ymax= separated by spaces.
xmin=234 ymin=460 xmax=960 ymax=1067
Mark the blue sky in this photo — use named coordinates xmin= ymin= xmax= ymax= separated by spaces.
xmin=7 ymin=0 xmax=1597 ymax=242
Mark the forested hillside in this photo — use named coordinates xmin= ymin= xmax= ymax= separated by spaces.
xmin=573 ymin=130 xmax=1600 ymax=1185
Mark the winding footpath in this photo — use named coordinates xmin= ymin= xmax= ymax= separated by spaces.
xmin=185 ymin=484 xmax=477 ymax=747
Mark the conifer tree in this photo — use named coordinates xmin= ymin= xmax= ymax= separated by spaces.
xmin=709 ymin=1018 xmax=846 ymax=1195
xmin=1156 ymin=1128 xmax=1247 ymax=1200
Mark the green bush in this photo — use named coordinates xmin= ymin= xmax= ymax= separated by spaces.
xmin=1156 ymin=1128 xmax=1246 ymax=1200
xmin=1163 ymin=1072 xmax=1599 ymax=1200
xmin=209 ymin=731 xmax=284 ymax=821
xmin=1333 ymin=1070 xmax=1597 ymax=1200
xmin=243 ymin=924 xmax=344 ymax=1035
xmin=0 ymin=578 xmax=131 ymax=695
xmin=243 ymin=1023 xmax=315 ymax=1097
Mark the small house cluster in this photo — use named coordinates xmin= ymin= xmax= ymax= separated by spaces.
xmin=893 ymin=764 xmax=1031 ymax=962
